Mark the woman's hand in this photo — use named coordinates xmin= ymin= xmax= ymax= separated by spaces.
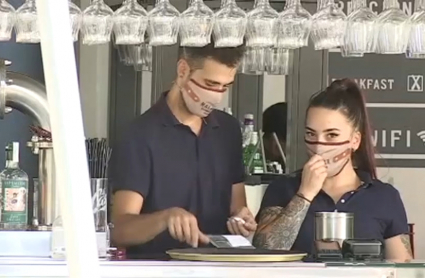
xmin=298 ymin=154 xmax=328 ymax=201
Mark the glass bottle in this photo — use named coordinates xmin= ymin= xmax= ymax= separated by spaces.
xmin=148 ymin=0 xmax=180 ymax=46
xmin=310 ymin=0 xmax=347 ymax=50
xmin=81 ymin=0 xmax=114 ymax=45
xmin=245 ymin=0 xmax=279 ymax=48
xmin=0 ymin=0 xmax=15 ymax=41
xmin=69 ymin=0 xmax=82 ymax=42
xmin=406 ymin=0 xmax=425 ymax=58
xmin=0 ymin=142 xmax=29 ymax=231
xmin=15 ymin=0 xmax=39 ymax=43
xmin=213 ymin=0 xmax=247 ymax=47
xmin=113 ymin=0 xmax=148 ymax=45
xmin=342 ymin=0 xmax=376 ymax=55
xmin=275 ymin=0 xmax=312 ymax=49
xmin=179 ymin=0 xmax=214 ymax=47
xmin=375 ymin=0 xmax=410 ymax=54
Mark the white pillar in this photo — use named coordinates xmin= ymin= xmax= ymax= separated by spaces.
xmin=36 ymin=0 xmax=100 ymax=277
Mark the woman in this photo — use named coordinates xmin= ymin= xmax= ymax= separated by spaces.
xmin=253 ymin=79 xmax=412 ymax=261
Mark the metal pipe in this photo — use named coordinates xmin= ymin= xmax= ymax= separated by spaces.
xmin=3 ymin=72 xmax=50 ymax=129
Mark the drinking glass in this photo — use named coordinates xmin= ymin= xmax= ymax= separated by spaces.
xmin=179 ymin=0 xmax=214 ymax=47
xmin=81 ymin=0 xmax=114 ymax=45
xmin=15 ymin=0 xmax=39 ymax=43
xmin=245 ymin=0 xmax=278 ymax=48
xmin=213 ymin=0 xmax=247 ymax=47
xmin=375 ymin=0 xmax=410 ymax=54
xmin=240 ymin=47 xmax=266 ymax=75
xmin=265 ymin=48 xmax=290 ymax=75
xmin=275 ymin=0 xmax=311 ymax=49
xmin=310 ymin=0 xmax=347 ymax=50
xmin=406 ymin=0 xmax=425 ymax=58
xmin=113 ymin=0 xmax=148 ymax=45
xmin=342 ymin=0 xmax=376 ymax=55
xmin=69 ymin=0 xmax=82 ymax=42
xmin=0 ymin=0 xmax=15 ymax=41
xmin=148 ymin=0 xmax=180 ymax=46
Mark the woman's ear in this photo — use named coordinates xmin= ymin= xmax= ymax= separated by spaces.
xmin=352 ymin=130 xmax=361 ymax=151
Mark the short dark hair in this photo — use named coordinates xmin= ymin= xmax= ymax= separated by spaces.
xmin=307 ymin=78 xmax=377 ymax=179
xmin=178 ymin=39 xmax=245 ymax=69
xmin=263 ymin=102 xmax=287 ymax=141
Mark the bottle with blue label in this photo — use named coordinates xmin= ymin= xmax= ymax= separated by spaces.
xmin=0 ymin=142 xmax=29 ymax=230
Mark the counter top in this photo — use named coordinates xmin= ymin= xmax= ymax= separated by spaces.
xmin=0 ymin=257 xmax=407 ymax=278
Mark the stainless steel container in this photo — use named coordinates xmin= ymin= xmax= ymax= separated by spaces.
xmin=315 ymin=212 xmax=354 ymax=246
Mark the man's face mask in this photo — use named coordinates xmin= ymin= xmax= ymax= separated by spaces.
xmin=180 ymin=79 xmax=226 ymax=118
xmin=305 ymin=139 xmax=352 ymax=177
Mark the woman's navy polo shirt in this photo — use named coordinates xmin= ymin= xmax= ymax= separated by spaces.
xmin=256 ymin=170 xmax=409 ymax=254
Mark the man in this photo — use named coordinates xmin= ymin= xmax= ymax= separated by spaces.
xmin=110 ymin=42 xmax=257 ymax=257
xmin=262 ymin=102 xmax=287 ymax=168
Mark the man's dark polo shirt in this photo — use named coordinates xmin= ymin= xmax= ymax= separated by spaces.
xmin=256 ymin=170 xmax=409 ymax=254
xmin=110 ymin=93 xmax=245 ymax=256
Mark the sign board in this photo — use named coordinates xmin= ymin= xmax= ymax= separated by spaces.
xmin=329 ymin=54 xmax=425 ymax=168
xmin=368 ymin=108 xmax=425 ymax=167
xmin=329 ymin=55 xmax=425 ymax=104
xmin=335 ymin=0 xmax=415 ymax=15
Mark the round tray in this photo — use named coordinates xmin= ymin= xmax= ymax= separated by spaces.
xmin=166 ymin=248 xmax=307 ymax=262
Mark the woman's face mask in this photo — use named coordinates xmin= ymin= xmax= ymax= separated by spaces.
xmin=305 ymin=139 xmax=352 ymax=177
xmin=180 ymin=79 xmax=226 ymax=118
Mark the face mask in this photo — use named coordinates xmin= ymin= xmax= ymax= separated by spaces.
xmin=305 ymin=139 xmax=352 ymax=177
xmin=180 ymin=79 xmax=226 ymax=118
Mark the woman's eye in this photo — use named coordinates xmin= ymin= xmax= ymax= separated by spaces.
xmin=305 ymin=132 xmax=314 ymax=137
xmin=327 ymin=133 xmax=339 ymax=139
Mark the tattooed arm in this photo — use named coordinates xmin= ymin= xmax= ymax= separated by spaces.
xmin=252 ymin=195 xmax=310 ymax=250
xmin=385 ymin=234 xmax=413 ymax=261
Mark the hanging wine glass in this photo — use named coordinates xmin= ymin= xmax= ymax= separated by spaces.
xmin=265 ymin=48 xmax=291 ymax=75
xmin=213 ymin=0 xmax=247 ymax=47
xmin=148 ymin=0 xmax=180 ymax=46
xmin=15 ymin=0 xmax=39 ymax=43
xmin=0 ymin=0 xmax=15 ymax=41
xmin=310 ymin=0 xmax=347 ymax=50
xmin=113 ymin=0 xmax=148 ymax=45
xmin=81 ymin=0 xmax=114 ymax=45
xmin=245 ymin=0 xmax=278 ymax=48
xmin=275 ymin=0 xmax=312 ymax=49
xmin=406 ymin=0 xmax=425 ymax=58
xmin=375 ymin=0 xmax=410 ymax=54
xmin=342 ymin=0 xmax=376 ymax=56
xmin=69 ymin=0 xmax=82 ymax=42
xmin=179 ymin=0 xmax=214 ymax=47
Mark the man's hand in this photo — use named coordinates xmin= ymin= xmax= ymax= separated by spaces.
xmin=166 ymin=207 xmax=210 ymax=247
xmin=227 ymin=207 xmax=257 ymax=237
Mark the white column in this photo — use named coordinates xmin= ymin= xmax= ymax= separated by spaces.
xmin=36 ymin=0 xmax=100 ymax=277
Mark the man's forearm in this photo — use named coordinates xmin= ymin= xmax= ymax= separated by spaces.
xmin=253 ymin=195 xmax=310 ymax=250
xmin=112 ymin=210 xmax=169 ymax=247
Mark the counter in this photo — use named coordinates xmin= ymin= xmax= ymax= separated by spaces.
xmin=2 ymin=257 xmax=423 ymax=278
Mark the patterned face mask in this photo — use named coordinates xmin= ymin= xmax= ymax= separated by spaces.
xmin=180 ymin=79 xmax=226 ymax=118
xmin=305 ymin=139 xmax=352 ymax=177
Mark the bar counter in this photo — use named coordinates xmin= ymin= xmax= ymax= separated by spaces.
xmin=2 ymin=257 xmax=423 ymax=278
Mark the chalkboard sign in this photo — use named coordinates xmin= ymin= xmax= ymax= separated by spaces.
xmin=329 ymin=53 xmax=425 ymax=168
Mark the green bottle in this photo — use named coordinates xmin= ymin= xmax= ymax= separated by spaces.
xmin=0 ymin=142 xmax=29 ymax=230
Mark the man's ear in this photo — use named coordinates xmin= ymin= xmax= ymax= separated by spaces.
xmin=177 ymin=59 xmax=190 ymax=80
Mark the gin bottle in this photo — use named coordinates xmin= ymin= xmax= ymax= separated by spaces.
xmin=0 ymin=142 xmax=29 ymax=230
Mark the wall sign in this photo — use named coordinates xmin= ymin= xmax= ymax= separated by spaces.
xmin=336 ymin=0 xmax=414 ymax=15
xmin=329 ymin=54 xmax=425 ymax=168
